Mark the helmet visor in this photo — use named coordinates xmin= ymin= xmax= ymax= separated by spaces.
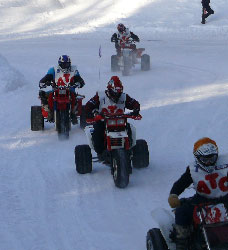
xmin=59 ymin=62 xmax=71 ymax=70
xmin=198 ymin=154 xmax=218 ymax=166
xmin=109 ymin=89 xmax=121 ymax=103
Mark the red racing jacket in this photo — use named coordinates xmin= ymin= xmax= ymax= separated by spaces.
xmin=85 ymin=91 xmax=140 ymax=118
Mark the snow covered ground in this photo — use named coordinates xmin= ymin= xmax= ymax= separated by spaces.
xmin=1 ymin=0 xmax=228 ymax=249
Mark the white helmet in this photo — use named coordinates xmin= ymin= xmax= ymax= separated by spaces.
xmin=193 ymin=137 xmax=218 ymax=173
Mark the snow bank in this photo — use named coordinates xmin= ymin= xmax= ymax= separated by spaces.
xmin=0 ymin=54 xmax=27 ymax=93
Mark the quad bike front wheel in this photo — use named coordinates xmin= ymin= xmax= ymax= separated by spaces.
xmin=31 ymin=106 xmax=44 ymax=131
xmin=56 ymin=108 xmax=70 ymax=139
xmin=75 ymin=145 xmax=92 ymax=174
xmin=141 ymin=54 xmax=150 ymax=71
xmin=122 ymin=56 xmax=132 ymax=76
xmin=132 ymin=139 xmax=149 ymax=168
xmin=112 ymin=149 xmax=131 ymax=188
xmin=146 ymin=228 xmax=168 ymax=250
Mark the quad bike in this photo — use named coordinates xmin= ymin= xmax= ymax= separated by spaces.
xmin=146 ymin=199 xmax=228 ymax=250
xmin=31 ymin=83 xmax=86 ymax=139
xmin=74 ymin=108 xmax=149 ymax=188
xmin=111 ymin=38 xmax=150 ymax=76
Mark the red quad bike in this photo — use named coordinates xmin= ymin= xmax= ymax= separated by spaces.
xmin=74 ymin=107 xmax=149 ymax=188
xmin=111 ymin=38 xmax=150 ymax=76
xmin=146 ymin=199 xmax=228 ymax=250
xmin=31 ymin=84 xmax=86 ymax=139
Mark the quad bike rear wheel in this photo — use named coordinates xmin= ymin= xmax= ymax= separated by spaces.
xmin=75 ymin=145 xmax=92 ymax=174
xmin=112 ymin=149 xmax=131 ymax=188
xmin=31 ymin=106 xmax=44 ymax=131
xmin=111 ymin=55 xmax=120 ymax=72
xmin=146 ymin=228 xmax=168 ymax=250
xmin=141 ymin=54 xmax=150 ymax=71
xmin=132 ymin=139 xmax=149 ymax=168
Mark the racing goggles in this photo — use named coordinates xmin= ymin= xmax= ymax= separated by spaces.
xmin=59 ymin=62 xmax=71 ymax=70
xmin=197 ymin=154 xmax=218 ymax=166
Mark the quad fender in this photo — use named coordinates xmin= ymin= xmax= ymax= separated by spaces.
xmin=84 ymin=125 xmax=95 ymax=150
xmin=150 ymin=208 xmax=176 ymax=250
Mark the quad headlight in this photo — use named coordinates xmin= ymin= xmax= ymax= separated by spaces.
xmin=117 ymin=119 xmax=125 ymax=125
xmin=107 ymin=119 xmax=116 ymax=126
xmin=59 ymin=89 xmax=66 ymax=95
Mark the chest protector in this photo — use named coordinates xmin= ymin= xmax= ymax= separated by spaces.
xmin=189 ymin=154 xmax=228 ymax=198
xmin=97 ymin=91 xmax=126 ymax=114
xmin=117 ymin=29 xmax=131 ymax=47
xmin=54 ymin=66 xmax=77 ymax=87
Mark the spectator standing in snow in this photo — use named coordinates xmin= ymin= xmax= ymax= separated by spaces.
xmin=201 ymin=0 xmax=214 ymax=24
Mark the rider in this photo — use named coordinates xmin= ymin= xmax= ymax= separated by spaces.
xmin=168 ymin=137 xmax=228 ymax=250
xmin=39 ymin=55 xmax=85 ymax=123
xmin=201 ymin=0 xmax=214 ymax=24
xmin=85 ymin=76 xmax=140 ymax=160
xmin=111 ymin=23 xmax=140 ymax=58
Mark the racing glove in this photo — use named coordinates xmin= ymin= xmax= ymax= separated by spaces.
xmin=168 ymin=194 xmax=181 ymax=208
xmin=130 ymin=109 xmax=140 ymax=116
xmin=39 ymin=82 xmax=46 ymax=88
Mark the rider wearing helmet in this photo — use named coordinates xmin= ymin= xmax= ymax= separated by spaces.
xmin=168 ymin=137 xmax=228 ymax=250
xmin=111 ymin=23 xmax=140 ymax=56
xmin=85 ymin=76 xmax=140 ymax=159
xmin=39 ymin=55 xmax=85 ymax=123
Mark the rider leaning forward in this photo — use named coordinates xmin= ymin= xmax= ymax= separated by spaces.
xmin=168 ymin=137 xmax=228 ymax=250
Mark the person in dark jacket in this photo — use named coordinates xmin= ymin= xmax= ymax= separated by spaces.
xmin=111 ymin=23 xmax=140 ymax=56
xmin=201 ymin=0 xmax=214 ymax=24
xmin=39 ymin=55 xmax=85 ymax=123
xmin=168 ymin=137 xmax=228 ymax=250
xmin=85 ymin=76 xmax=140 ymax=159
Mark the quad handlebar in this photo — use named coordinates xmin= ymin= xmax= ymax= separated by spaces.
xmin=86 ymin=113 xmax=142 ymax=124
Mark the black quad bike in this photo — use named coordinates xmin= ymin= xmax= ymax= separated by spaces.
xmin=74 ymin=109 xmax=149 ymax=188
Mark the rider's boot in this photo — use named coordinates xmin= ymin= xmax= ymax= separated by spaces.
xmin=71 ymin=112 xmax=78 ymax=125
xmin=47 ymin=108 xmax=54 ymax=122
xmin=175 ymin=224 xmax=190 ymax=250
xmin=41 ymin=104 xmax=53 ymax=122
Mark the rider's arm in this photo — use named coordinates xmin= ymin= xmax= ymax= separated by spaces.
xmin=85 ymin=93 xmax=100 ymax=118
xmin=130 ymin=32 xmax=140 ymax=42
xmin=170 ymin=166 xmax=193 ymax=196
xmin=71 ymin=74 xmax=85 ymax=88
xmin=39 ymin=67 xmax=55 ymax=88
xmin=125 ymin=94 xmax=140 ymax=115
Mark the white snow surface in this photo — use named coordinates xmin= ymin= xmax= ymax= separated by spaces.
xmin=1 ymin=0 xmax=228 ymax=249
